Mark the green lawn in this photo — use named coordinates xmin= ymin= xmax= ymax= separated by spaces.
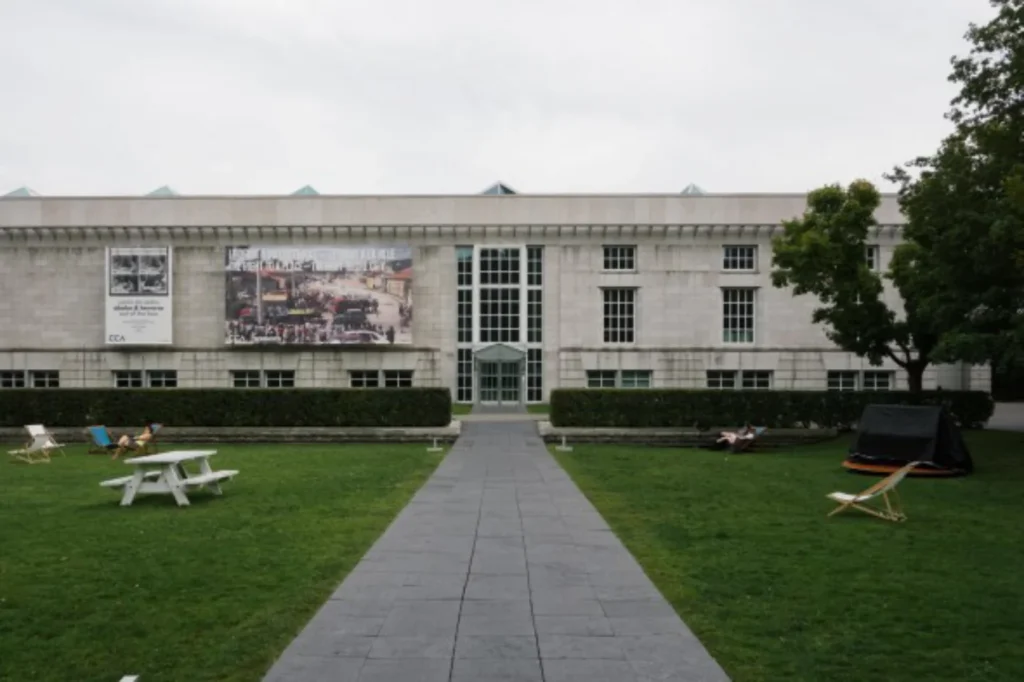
xmin=0 ymin=443 xmax=443 ymax=682
xmin=553 ymin=430 xmax=1024 ymax=682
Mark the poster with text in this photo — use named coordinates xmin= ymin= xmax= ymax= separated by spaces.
xmin=224 ymin=245 xmax=413 ymax=345
xmin=105 ymin=246 xmax=173 ymax=345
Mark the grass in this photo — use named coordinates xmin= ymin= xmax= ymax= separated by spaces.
xmin=553 ymin=430 xmax=1024 ymax=682
xmin=0 ymin=442 xmax=443 ymax=682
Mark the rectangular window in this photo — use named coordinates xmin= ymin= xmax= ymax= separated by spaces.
xmin=723 ymin=245 xmax=757 ymax=271
xmin=457 ymin=289 xmax=473 ymax=344
xmin=29 ymin=370 xmax=59 ymax=388
xmin=349 ymin=370 xmax=380 ymax=388
xmin=456 ymin=245 xmax=473 ymax=287
xmin=146 ymin=370 xmax=178 ymax=388
xmin=457 ymin=348 xmax=473 ymax=403
xmin=862 ymin=371 xmax=892 ymax=391
xmin=706 ymin=370 xmax=737 ymax=390
xmin=827 ymin=371 xmax=858 ymax=391
xmin=527 ymin=348 xmax=543 ymax=403
xmin=620 ymin=370 xmax=652 ymax=389
xmin=722 ymin=288 xmax=755 ymax=344
xmin=479 ymin=288 xmax=520 ymax=343
xmin=527 ymin=289 xmax=542 ymax=344
xmin=479 ymin=247 xmax=520 ymax=286
xmin=741 ymin=370 xmax=773 ymax=390
xmin=232 ymin=370 xmax=261 ymax=388
xmin=866 ymin=245 xmax=879 ymax=271
xmin=265 ymin=370 xmax=295 ymax=388
xmin=602 ymin=288 xmax=636 ymax=344
xmin=383 ymin=370 xmax=413 ymax=387
xmin=586 ymin=370 xmax=618 ymax=388
xmin=527 ymin=246 xmax=544 ymax=287
xmin=602 ymin=245 xmax=636 ymax=272
xmin=0 ymin=371 xmax=26 ymax=388
xmin=113 ymin=371 xmax=143 ymax=388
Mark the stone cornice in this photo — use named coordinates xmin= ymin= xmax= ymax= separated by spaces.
xmin=0 ymin=223 xmax=905 ymax=244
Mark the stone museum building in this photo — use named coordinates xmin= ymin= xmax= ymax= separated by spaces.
xmin=0 ymin=182 xmax=989 ymax=405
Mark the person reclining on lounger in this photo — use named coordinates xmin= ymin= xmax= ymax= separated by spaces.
xmin=115 ymin=422 xmax=155 ymax=458
xmin=718 ymin=423 xmax=756 ymax=445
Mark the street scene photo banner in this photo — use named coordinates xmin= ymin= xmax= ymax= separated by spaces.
xmin=224 ymin=246 xmax=413 ymax=345
xmin=105 ymin=246 xmax=173 ymax=345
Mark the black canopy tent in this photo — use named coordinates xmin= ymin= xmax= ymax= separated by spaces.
xmin=843 ymin=404 xmax=974 ymax=477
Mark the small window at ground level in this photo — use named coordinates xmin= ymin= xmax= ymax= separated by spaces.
xmin=827 ymin=371 xmax=858 ymax=391
xmin=232 ymin=370 xmax=261 ymax=388
xmin=30 ymin=371 xmax=60 ymax=388
xmin=741 ymin=370 xmax=772 ymax=390
xmin=349 ymin=370 xmax=380 ymax=388
xmin=113 ymin=371 xmax=143 ymax=388
xmin=586 ymin=370 xmax=617 ymax=388
xmin=0 ymin=371 xmax=26 ymax=388
xmin=383 ymin=370 xmax=413 ymax=387
xmin=706 ymin=370 xmax=737 ymax=389
xmin=862 ymin=371 xmax=892 ymax=391
xmin=620 ymin=370 xmax=652 ymax=389
xmin=146 ymin=370 xmax=178 ymax=388
xmin=265 ymin=370 xmax=295 ymax=388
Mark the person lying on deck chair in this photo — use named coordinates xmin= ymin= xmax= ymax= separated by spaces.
xmin=717 ymin=423 xmax=756 ymax=446
xmin=114 ymin=421 xmax=155 ymax=459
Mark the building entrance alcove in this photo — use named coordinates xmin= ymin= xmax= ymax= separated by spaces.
xmin=474 ymin=343 xmax=525 ymax=407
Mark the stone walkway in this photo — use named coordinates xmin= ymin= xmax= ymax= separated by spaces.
xmin=262 ymin=421 xmax=730 ymax=682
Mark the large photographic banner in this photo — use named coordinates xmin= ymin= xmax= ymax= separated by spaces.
xmin=224 ymin=245 xmax=413 ymax=345
xmin=105 ymin=246 xmax=174 ymax=345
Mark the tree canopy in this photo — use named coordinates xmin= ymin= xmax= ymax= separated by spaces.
xmin=887 ymin=0 xmax=1024 ymax=370
xmin=770 ymin=180 xmax=937 ymax=392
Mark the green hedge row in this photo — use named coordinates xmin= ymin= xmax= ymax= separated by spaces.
xmin=0 ymin=388 xmax=452 ymax=428
xmin=549 ymin=389 xmax=994 ymax=430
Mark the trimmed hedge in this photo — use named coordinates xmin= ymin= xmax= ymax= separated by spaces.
xmin=0 ymin=388 xmax=452 ymax=428
xmin=549 ymin=389 xmax=994 ymax=430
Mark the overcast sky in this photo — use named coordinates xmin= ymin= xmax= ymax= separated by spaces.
xmin=0 ymin=0 xmax=996 ymax=196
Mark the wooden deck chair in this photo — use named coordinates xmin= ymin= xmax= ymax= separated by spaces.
xmin=26 ymin=424 xmax=66 ymax=457
xmin=731 ymin=426 xmax=768 ymax=453
xmin=86 ymin=425 xmax=126 ymax=458
xmin=826 ymin=461 xmax=919 ymax=522
xmin=136 ymin=422 xmax=162 ymax=455
xmin=8 ymin=432 xmax=57 ymax=464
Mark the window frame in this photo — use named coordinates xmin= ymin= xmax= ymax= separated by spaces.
xmin=29 ymin=370 xmax=60 ymax=388
xmin=862 ymin=370 xmax=893 ymax=391
xmin=619 ymin=370 xmax=652 ymax=389
xmin=146 ymin=370 xmax=178 ymax=388
xmin=602 ymin=245 xmax=637 ymax=272
xmin=113 ymin=370 xmax=143 ymax=388
xmin=741 ymin=370 xmax=773 ymax=390
xmin=585 ymin=370 xmax=618 ymax=388
xmin=722 ymin=287 xmax=756 ymax=344
xmin=602 ymin=287 xmax=637 ymax=344
xmin=706 ymin=370 xmax=737 ymax=390
xmin=264 ymin=370 xmax=295 ymax=388
xmin=349 ymin=370 xmax=381 ymax=388
xmin=866 ymin=245 xmax=880 ymax=271
xmin=0 ymin=370 xmax=27 ymax=388
xmin=827 ymin=371 xmax=859 ymax=392
xmin=383 ymin=370 xmax=413 ymax=388
xmin=232 ymin=370 xmax=262 ymax=388
xmin=722 ymin=245 xmax=757 ymax=272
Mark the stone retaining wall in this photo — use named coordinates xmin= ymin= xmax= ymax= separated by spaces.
xmin=0 ymin=423 xmax=461 ymax=445
xmin=538 ymin=422 xmax=838 ymax=448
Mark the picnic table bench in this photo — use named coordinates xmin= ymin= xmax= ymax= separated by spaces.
xmin=99 ymin=450 xmax=239 ymax=507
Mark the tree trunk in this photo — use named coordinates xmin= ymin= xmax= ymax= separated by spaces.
xmin=905 ymin=362 xmax=927 ymax=394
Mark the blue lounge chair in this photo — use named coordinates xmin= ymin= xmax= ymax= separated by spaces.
xmin=86 ymin=425 xmax=126 ymax=457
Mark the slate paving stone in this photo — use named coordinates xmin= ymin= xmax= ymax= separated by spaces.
xmin=261 ymin=421 xmax=730 ymax=682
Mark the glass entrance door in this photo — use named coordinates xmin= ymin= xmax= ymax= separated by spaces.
xmin=478 ymin=360 xmax=521 ymax=405
xmin=499 ymin=361 xmax=520 ymax=403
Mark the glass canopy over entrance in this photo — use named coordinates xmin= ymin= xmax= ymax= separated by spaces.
xmin=474 ymin=343 xmax=525 ymax=406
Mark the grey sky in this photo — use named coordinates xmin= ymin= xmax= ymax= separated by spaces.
xmin=0 ymin=0 xmax=995 ymax=195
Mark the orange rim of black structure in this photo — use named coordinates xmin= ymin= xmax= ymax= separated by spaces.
xmin=841 ymin=459 xmax=965 ymax=478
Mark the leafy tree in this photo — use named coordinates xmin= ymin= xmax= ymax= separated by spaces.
xmin=887 ymin=0 xmax=1024 ymax=371
xmin=771 ymin=180 xmax=937 ymax=393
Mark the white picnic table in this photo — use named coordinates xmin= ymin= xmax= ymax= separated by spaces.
xmin=100 ymin=450 xmax=239 ymax=507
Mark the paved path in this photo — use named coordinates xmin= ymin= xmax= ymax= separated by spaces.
xmin=263 ymin=421 xmax=729 ymax=682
